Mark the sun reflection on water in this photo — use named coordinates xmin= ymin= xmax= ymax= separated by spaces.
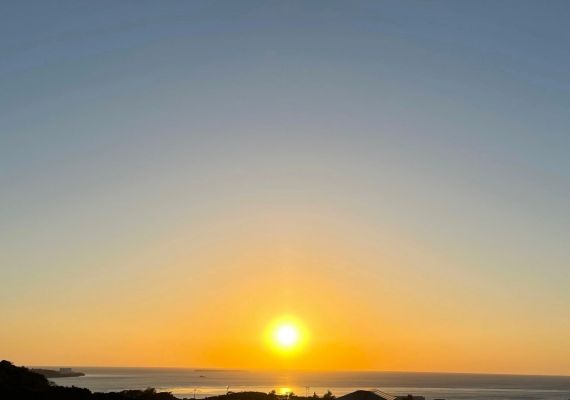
xmin=278 ymin=387 xmax=293 ymax=395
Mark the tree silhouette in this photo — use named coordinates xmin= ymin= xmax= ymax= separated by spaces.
xmin=323 ymin=391 xmax=335 ymax=400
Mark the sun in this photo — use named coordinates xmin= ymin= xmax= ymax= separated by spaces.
xmin=275 ymin=324 xmax=299 ymax=348
xmin=266 ymin=317 xmax=306 ymax=354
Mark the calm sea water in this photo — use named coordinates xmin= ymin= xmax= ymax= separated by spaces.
xmin=47 ymin=368 xmax=570 ymax=400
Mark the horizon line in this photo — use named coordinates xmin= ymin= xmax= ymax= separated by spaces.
xmin=21 ymin=363 xmax=570 ymax=379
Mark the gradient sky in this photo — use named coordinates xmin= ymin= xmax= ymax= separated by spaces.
xmin=2 ymin=0 xmax=570 ymax=374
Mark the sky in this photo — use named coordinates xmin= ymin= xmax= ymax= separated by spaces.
xmin=1 ymin=0 xmax=570 ymax=374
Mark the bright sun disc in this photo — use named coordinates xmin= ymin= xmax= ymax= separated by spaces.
xmin=275 ymin=324 xmax=299 ymax=348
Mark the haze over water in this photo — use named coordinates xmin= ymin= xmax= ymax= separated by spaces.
xmin=54 ymin=369 xmax=570 ymax=400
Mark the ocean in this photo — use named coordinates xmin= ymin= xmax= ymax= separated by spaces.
xmin=46 ymin=368 xmax=570 ymax=400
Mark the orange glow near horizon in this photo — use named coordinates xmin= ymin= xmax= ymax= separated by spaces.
xmin=4 ymin=216 xmax=570 ymax=375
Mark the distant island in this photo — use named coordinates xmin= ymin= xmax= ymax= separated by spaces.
xmin=31 ymin=367 xmax=85 ymax=378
